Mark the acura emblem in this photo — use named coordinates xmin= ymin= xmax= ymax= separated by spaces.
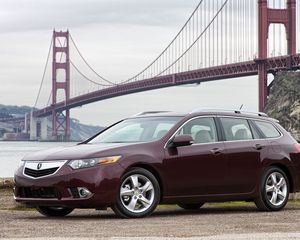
xmin=37 ymin=163 xmax=42 ymax=170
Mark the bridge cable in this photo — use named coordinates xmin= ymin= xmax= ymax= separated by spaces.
xmin=69 ymin=34 xmax=116 ymax=85
xmin=55 ymin=37 xmax=112 ymax=88
xmin=70 ymin=60 xmax=112 ymax=87
xmin=33 ymin=38 xmax=53 ymax=109
xmin=155 ymin=0 xmax=229 ymax=77
xmin=46 ymin=92 xmax=52 ymax=107
xmin=120 ymin=0 xmax=205 ymax=84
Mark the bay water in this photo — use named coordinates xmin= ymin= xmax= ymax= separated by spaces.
xmin=0 ymin=141 xmax=77 ymax=177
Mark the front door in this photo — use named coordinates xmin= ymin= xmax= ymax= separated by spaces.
xmin=163 ymin=117 xmax=228 ymax=197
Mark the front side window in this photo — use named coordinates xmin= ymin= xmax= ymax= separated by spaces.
xmin=89 ymin=117 xmax=182 ymax=144
xmin=177 ymin=117 xmax=218 ymax=144
xmin=220 ymin=117 xmax=253 ymax=141
xmin=254 ymin=120 xmax=281 ymax=138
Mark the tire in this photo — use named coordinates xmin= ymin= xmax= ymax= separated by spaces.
xmin=178 ymin=203 xmax=204 ymax=210
xmin=254 ymin=166 xmax=289 ymax=211
xmin=36 ymin=206 xmax=74 ymax=217
xmin=112 ymin=168 xmax=160 ymax=218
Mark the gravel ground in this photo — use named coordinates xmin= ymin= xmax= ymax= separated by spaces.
xmin=1 ymin=189 xmax=300 ymax=240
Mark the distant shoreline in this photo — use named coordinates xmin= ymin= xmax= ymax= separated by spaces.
xmin=2 ymin=177 xmax=300 ymax=200
xmin=0 ymin=139 xmax=78 ymax=142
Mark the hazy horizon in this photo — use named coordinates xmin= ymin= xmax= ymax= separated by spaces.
xmin=0 ymin=0 xmax=276 ymax=126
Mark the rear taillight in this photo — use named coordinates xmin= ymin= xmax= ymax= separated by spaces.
xmin=294 ymin=143 xmax=300 ymax=153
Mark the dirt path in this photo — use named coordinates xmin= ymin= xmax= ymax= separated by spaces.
xmin=1 ymin=187 xmax=300 ymax=239
xmin=1 ymin=200 xmax=300 ymax=239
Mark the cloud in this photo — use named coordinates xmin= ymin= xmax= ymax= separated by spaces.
xmin=0 ymin=0 xmax=263 ymax=126
xmin=0 ymin=0 xmax=199 ymax=34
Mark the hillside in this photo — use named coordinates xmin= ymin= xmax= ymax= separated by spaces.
xmin=265 ymin=71 xmax=300 ymax=141
xmin=0 ymin=105 xmax=104 ymax=141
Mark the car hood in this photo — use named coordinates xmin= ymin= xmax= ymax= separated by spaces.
xmin=23 ymin=143 xmax=134 ymax=161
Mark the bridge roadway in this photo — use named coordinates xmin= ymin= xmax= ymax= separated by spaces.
xmin=33 ymin=54 xmax=300 ymax=118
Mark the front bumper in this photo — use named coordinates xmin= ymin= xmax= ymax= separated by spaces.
xmin=14 ymin=162 xmax=124 ymax=208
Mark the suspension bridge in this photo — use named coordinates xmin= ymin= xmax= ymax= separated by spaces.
xmin=23 ymin=0 xmax=300 ymax=140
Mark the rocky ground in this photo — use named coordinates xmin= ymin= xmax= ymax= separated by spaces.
xmin=1 ymin=180 xmax=300 ymax=240
xmin=1 ymin=199 xmax=300 ymax=239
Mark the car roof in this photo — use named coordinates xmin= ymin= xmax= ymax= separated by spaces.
xmin=129 ymin=111 xmax=187 ymax=118
xmin=128 ymin=109 xmax=278 ymax=122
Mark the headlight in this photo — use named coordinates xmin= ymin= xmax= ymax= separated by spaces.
xmin=68 ymin=156 xmax=121 ymax=170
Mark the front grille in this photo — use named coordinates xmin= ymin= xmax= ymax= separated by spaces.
xmin=24 ymin=167 xmax=59 ymax=178
xmin=18 ymin=187 xmax=59 ymax=199
xmin=69 ymin=187 xmax=80 ymax=198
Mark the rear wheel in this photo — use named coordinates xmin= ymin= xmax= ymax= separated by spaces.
xmin=36 ymin=206 xmax=74 ymax=217
xmin=178 ymin=203 xmax=204 ymax=210
xmin=255 ymin=167 xmax=289 ymax=211
xmin=112 ymin=168 xmax=160 ymax=218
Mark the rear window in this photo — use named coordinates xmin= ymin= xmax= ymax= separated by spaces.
xmin=254 ymin=121 xmax=281 ymax=138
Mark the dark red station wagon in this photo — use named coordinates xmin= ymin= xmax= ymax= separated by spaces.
xmin=14 ymin=110 xmax=300 ymax=218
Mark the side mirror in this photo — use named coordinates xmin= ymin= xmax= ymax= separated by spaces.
xmin=170 ymin=135 xmax=193 ymax=148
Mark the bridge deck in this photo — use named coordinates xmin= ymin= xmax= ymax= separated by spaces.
xmin=33 ymin=54 xmax=300 ymax=118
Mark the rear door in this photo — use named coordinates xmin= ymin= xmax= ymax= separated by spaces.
xmin=218 ymin=116 xmax=269 ymax=194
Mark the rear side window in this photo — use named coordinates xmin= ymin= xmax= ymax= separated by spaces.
xmin=254 ymin=121 xmax=281 ymax=138
xmin=220 ymin=117 xmax=253 ymax=141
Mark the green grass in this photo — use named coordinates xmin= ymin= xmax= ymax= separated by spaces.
xmin=158 ymin=202 xmax=253 ymax=209
xmin=159 ymin=200 xmax=300 ymax=209
xmin=288 ymin=199 xmax=300 ymax=205
xmin=206 ymin=201 xmax=254 ymax=207
xmin=1 ymin=185 xmax=300 ymax=211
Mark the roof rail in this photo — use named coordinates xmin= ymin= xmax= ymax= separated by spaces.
xmin=239 ymin=111 xmax=268 ymax=117
xmin=190 ymin=108 xmax=268 ymax=117
xmin=133 ymin=111 xmax=171 ymax=117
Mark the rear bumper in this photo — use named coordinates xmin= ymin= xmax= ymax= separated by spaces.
xmin=14 ymin=162 xmax=124 ymax=208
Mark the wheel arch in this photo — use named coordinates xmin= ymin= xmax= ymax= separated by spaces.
xmin=126 ymin=163 xmax=164 ymax=202
xmin=269 ymin=163 xmax=294 ymax=193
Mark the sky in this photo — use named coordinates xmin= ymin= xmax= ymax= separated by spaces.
xmin=0 ymin=0 xmax=279 ymax=126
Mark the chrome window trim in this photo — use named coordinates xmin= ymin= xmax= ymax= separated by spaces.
xmin=164 ymin=115 xmax=219 ymax=148
xmin=23 ymin=160 xmax=68 ymax=179
xmin=164 ymin=115 xmax=283 ymax=148
xmin=217 ymin=115 xmax=283 ymax=141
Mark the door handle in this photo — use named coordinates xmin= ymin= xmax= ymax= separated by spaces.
xmin=254 ymin=144 xmax=265 ymax=150
xmin=210 ymin=148 xmax=223 ymax=155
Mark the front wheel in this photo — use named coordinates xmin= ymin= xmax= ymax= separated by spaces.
xmin=112 ymin=168 xmax=160 ymax=218
xmin=255 ymin=167 xmax=289 ymax=211
xmin=36 ymin=206 xmax=74 ymax=217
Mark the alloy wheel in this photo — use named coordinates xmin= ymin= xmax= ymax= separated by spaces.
xmin=120 ymin=174 xmax=155 ymax=213
xmin=265 ymin=172 xmax=287 ymax=206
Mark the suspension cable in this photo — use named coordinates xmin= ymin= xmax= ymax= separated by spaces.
xmin=155 ymin=0 xmax=229 ymax=77
xmin=70 ymin=60 xmax=112 ymax=87
xmin=69 ymin=34 xmax=115 ymax=85
xmin=33 ymin=37 xmax=53 ymax=108
xmin=120 ymin=0 xmax=205 ymax=84
xmin=46 ymin=92 xmax=52 ymax=107
xmin=56 ymin=37 xmax=112 ymax=87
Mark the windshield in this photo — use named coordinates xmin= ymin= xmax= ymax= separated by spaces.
xmin=89 ymin=116 xmax=182 ymax=144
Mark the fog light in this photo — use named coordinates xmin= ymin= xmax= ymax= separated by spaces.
xmin=77 ymin=187 xmax=92 ymax=198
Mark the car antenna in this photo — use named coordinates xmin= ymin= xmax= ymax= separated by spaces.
xmin=239 ymin=104 xmax=244 ymax=110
